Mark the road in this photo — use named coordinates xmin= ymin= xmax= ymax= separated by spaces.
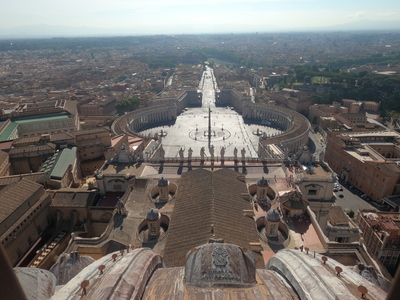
xmin=334 ymin=182 xmax=375 ymax=213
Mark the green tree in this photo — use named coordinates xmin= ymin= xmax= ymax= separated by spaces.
xmin=115 ymin=97 xmax=140 ymax=115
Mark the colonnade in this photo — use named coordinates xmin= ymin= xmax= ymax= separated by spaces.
xmin=242 ymin=103 xmax=310 ymax=154
xmin=242 ymin=104 xmax=293 ymax=131
xmin=129 ymin=107 xmax=176 ymax=132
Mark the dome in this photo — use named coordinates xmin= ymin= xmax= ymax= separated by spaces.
xmin=146 ymin=208 xmax=160 ymax=221
xmin=266 ymin=209 xmax=280 ymax=222
xmin=184 ymin=242 xmax=257 ymax=287
xmin=49 ymin=252 xmax=95 ymax=285
xmin=257 ymin=177 xmax=268 ymax=187
xmin=158 ymin=177 xmax=168 ymax=187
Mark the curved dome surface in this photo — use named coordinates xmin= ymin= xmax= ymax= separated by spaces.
xmin=266 ymin=209 xmax=280 ymax=222
xmin=184 ymin=242 xmax=257 ymax=287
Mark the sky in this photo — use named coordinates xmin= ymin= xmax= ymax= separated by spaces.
xmin=0 ymin=0 xmax=400 ymax=36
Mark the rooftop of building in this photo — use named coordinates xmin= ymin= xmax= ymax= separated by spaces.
xmin=343 ymin=148 xmax=376 ymax=162
xmin=0 ymin=178 xmax=43 ymax=224
xmin=14 ymin=114 xmax=70 ymax=124
xmin=39 ymin=147 xmax=76 ymax=180
xmin=75 ymin=127 xmax=109 ymax=136
xmin=0 ymin=121 xmax=17 ymax=142
xmin=328 ymin=206 xmax=353 ymax=226
xmin=0 ymin=172 xmax=48 ymax=188
xmin=50 ymin=189 xmax=98 ymax=207
xmin=9 ymin=143 xmax=57 ymax=155
xmin=360 ymin=209 xmax=400 ymax=230
xmin=299 ymin=162 xmax=333 ymax=178
xmin=163 ymin=168 xmax=262 ymax=268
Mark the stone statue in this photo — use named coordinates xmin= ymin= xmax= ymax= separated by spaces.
xmin=188 ymin=147 xmax=193 ymax=160
xmin=179 ymin=148 xmax=184 ymax=160
xmin=319 ymin=151 xmax=325 ymax=162
xmin=241 ymin=148 xmax=246 ymax=160
xmin=209 ymin=145 xmax=215 ymax=160
xmin=159 ymin=145 xmax=165 ymax=160
xmin=233 ymin=147 xmax=238 ymax=159
xmin=220 ymin=147 xmax=225 ymax=160
xmin=200 ymin=147 xmax=205 ymax=160
xmin=284 ymin=147 xmax=289 ymax=160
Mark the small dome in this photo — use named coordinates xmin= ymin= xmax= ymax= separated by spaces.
xmin=158 ymin=177 xmax=168 ymax=187
xmin=266 ymin=209 xmax=280 ymax=222
xmin=257 ymin=177 xmax=268 ymax=187
xmin=146 ymin=208 xmax=160 ymax=221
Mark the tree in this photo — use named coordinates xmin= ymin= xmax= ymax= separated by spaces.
xmin=115 ymin=97 xmax=140 ymax=115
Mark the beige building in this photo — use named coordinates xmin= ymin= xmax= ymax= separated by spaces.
xmin=0 ymin=178 xmax=51 ymax=266
xmin=9 ymin=143 xmax=57 ymax=174
xmin=325 ymin=206 xmax=360 ymax=243
xmin=295 ymin=162 xmax=336 ymax=231
xmin=49 ymin=189 xmax=113 ymax=237
xmin=270 ymin=88 xmax=313 ymax=115
xmin=357 ymin=209 xmax=400 ymax=275
xmin=78 ymin=98 xmax=117 ymax=116
xmin=0 ymin=149 xmax=10 ymax=176
xmin=38 ymin=147 xmax=80 ymax=189
xmin=326 ymin=131 xmax=400 ymax=202
xmin=75 ymin=128 xmax=111 ymax=176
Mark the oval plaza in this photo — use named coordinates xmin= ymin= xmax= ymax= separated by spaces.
xmin=113 ymin=66 xmax=310 ymax=162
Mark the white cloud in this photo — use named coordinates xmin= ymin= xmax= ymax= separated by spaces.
xmin=346 ymin=11 xmax=366 ymax=19
xmin=377 ymin=12 xmax=399 ymax=17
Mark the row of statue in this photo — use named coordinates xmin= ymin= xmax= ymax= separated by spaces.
xmin=159 ymin=145 xmax=247 ymax=160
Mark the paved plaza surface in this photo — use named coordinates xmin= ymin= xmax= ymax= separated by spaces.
xmin=334 ymin=184 xmax=375 ymax=213
xmin=140 ymin=66 xmax=282 ymax=159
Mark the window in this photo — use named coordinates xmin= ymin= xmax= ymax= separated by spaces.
xmin=308 ymin=189 xmax=317 ymax=195
xmin=335 ymin=237 xmax=349 ymax=243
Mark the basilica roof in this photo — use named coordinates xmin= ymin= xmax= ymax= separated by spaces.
xmin=48 ymin=245 xmax=387 ymax=300
xmin=163 ymin=168 xmax=261 ymax=268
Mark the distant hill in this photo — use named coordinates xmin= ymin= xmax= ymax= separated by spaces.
xmin=0 ymin=19 xmax=399 ymax=39
xmin=320 ymin=19 xmax=400 ymax=32
xmin=0 ymin=24 xmax=126 ymax=39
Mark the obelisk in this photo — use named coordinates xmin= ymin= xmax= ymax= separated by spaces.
xmin=208 ymin=106 xmax=211 ymax=137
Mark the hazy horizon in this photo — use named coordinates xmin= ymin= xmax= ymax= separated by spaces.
xmin=1 ymin=0 xmax=400 ymax=37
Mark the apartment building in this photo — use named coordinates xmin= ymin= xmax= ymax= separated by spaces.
xmin=357 ymin=209 xmax=400 ymax=275
xmin=326 ymin=131 xmax=400 ymax=202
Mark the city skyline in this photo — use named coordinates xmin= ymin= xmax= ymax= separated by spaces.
xmin=1 ymin=0 xmax=400 ymax=37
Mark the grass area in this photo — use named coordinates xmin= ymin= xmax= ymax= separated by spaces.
xmin=207 ymin=58 xmax=237 ymax=68
xmin=311 ymin=76 xmax=329 ymax=84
